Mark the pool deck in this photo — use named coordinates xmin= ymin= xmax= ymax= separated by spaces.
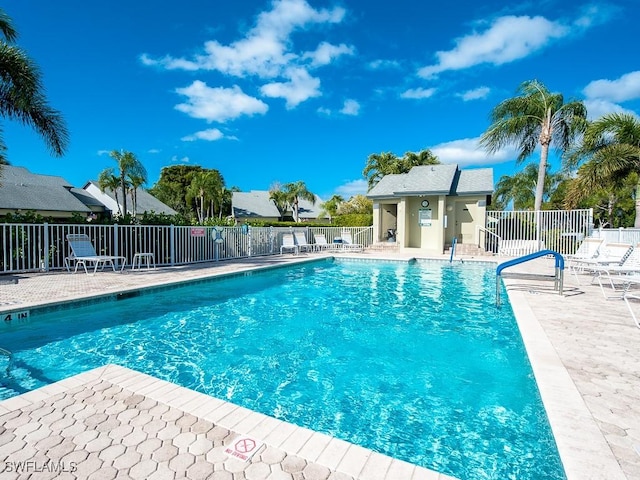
xmin=0 ymin=250 xmax=638 ymax=479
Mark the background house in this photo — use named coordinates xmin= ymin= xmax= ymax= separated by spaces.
xmin=83 ymin=181 xmax=177 ymax=217
xmin=0 ymin=166 xmax=94 ymax=219
xmin=0 ymin=165 xmax=176 ymax=221
xmin=367 ymin=164 xmax=493 ymax=254
xmin=231 ymin=190 xmax=327 ymax=223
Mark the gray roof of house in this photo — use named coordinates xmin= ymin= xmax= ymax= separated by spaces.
xmin=0 ymin=165 xmax=92 ymax=213
xmin=367 ymin=164 xmax=493 ymax=198
xmin=84 ymin=181 xmax=178 ymax=215
xmin=232 ymin=191 xmax=326 ymax=219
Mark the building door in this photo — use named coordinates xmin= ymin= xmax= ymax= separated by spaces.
xmin=455 ymin=202 xmax=474 ymax=243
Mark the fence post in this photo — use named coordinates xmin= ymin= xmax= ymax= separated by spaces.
xmin=113 ymin=223 xmax=120 ymax=268
xmin=43 ymin=223 xmax=50 ymax=272
xmin=248 ymin=226 xmax=252 ymax=257
xmin=170 ymin=224 xmax=175 ymax=266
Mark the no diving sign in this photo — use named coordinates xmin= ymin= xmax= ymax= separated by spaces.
xmin=224 ymin=435 xmax=263 ymax=462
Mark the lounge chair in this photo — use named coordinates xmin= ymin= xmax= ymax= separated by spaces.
xmin=592 ymin=244 xmax=640 ymax=297
xmin=280 ymin=234 xmax=298 ymax=255
xmin=564 ymin=237 xmax=604 ymax=263
xmin=293 ymin=231 xmax=313 ymax=253
xmin=622 ymin=284 xmax=640 ymax=328
xmin=65 ymin=234 xmax=127 ymax=274
xmin=312 ymin=233 xmax=336 ymax=252
xmin=341 ymin=231 xmax=364 ymax=252
xmin=569 ymin=242 xmax=633 ymax=283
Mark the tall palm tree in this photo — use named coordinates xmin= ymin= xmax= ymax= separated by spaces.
xmin=564 ymin=113 xmax=640 ymax=226
xmin=283 ymin=181 xmax=316 ymax=223
xmin=269 ymin=185 xmax=289 ymax=221
xmin=403 ymin=149 xmax=440 ymax=169
xmin=128 ymin=173 xmax=147 ymax=219
xmin=109 ymin=150 xmax=146 ymax=215
xmin=0 ymin=8 xmax=68 ymax=165
xmin=97 ymin=168 xmax=122 ymax=216
xmin=479 ymin=80 xmax=587 ymax=211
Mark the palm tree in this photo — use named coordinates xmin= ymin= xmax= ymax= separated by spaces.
xmin=479 ymin=80 xmax=587 ymax=211
xmin=109 ymin=150 xmax=146 ymax=215
xmin=564 ymin=113 xmax=640 ymax=226
xmin=0 ymin=8 xmax=68 ymax=165
xmin=319 ymin=195 xmax=344 ymax=221
xmin=186 ymin=171 xmax=218 ymax=223
xmin=493 ymin=163 xmax=566 ymax=210
xmin=97 ymin=168 xmax=122 ymax=216
xmin=269 ymin=185 xmax=289 ymax=221
xmin=363 ymin=149 xmax=439 ymax=191
xmin=128 ymin=173 xmax=147 ymax=219
xmin=283 ymin=181 xmax=316 ymax=223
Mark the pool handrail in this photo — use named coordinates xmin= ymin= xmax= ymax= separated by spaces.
xmin=449 ymin=237 xmax=457 ymax=263
xmin=496 ymin=249 xmax=565 ymax=306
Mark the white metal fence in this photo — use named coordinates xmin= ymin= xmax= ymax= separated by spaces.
xmin=592 ymin=228 xmax=640 ymax=246
xmin=0 ymin=223 xmax=374 ymax=274
xmin=480 ymin=209 xmax=594 ymax=256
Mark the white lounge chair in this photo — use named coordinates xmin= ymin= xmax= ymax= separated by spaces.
xmin=341 ymin=231 xmax=364 ymax=252
xmin=569 ymin=242 xmax=633 ymax=283
xmin=65 ymin=234 xmax=127 ymax=274
xmin=592 ymin=243 xmax=640 ymax=297
xmin=564 ymin=237 xmax=604 ymax=263
xmin=293 ymin=231 xmax=313 ymax=253
xmin=312 ymin=233 xmax=336 ymax=252
xmin=280 ymin=234 xmax=298 ymax=255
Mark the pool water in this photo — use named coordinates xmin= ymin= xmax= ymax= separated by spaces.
xmin=0 ymin=259 xmax=566 ymax=479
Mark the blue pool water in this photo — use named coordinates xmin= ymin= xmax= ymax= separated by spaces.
xmin=0 ymin=259 xmax=565 ymax=480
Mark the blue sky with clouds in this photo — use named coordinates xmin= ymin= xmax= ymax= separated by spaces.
xmin=4 ymin=0 xmax=640 ymax=200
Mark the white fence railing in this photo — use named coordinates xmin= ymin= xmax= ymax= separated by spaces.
xmin=482 ymin=209 xmax=594 ymax=256
xmin=0 ymin=224 xmax=374 ymax=274
xmin=592 ymin=228 xmax=640 ymax=246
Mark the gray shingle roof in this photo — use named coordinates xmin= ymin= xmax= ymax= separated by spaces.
xmin=0 ymin=166 xmax=92 ymax=213
xmin=367 ymin=164 xmax=493 ymax=197
xmin=232 ymin=191 xmax=326 ymax=219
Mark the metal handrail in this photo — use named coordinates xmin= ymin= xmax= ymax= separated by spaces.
xmin=476 ymin=225 xmax=501 ymax=254
xmin=0 ymin=347 xmax=11 ymax=357
xmin=496 ymin=249 xmax=565 ymax=306
xmin=449 ymin=237 xmax=457 ymax=263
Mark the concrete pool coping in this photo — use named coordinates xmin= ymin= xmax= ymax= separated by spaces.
xmin=0 ymin=251 xmax=637 ymax=479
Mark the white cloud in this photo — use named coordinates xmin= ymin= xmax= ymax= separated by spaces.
xmin=400 ymin=87 xmax=436 ymax=99
xmin=303 ymin=42 xmax=354 ymax=67
xmin=260 ymin=67 xmax=321 ymax=108
xmin=317 ymin=106 xmax=332 ymax=115
xmin=340 ymin=99 xmax=360 ymax=116
xmin=147 ymin=149 xmax=161 ymax=154
xmin=97 ymin=150 xmax=110 ymax=156
xmin=142 ymin=0 xmax=350 ymax=109
xmin=171 ymin=155 xmax=190 ymax=163
xmin=334 ymin=179 xmax=368 ymax=197
xmin=583 ymin=99 xmax=638 ymax=121
xmin=458 ymin=86 xmax=490 ymax=101
xmin=418 ymin=15 xmax=569 ymax=78
xmin=368 ymin=59 xmax=401 ymax=70
xmin=431 ymin=137 xmax=517 ymax=166
xmin=583 ymin=71 xmax=640 ymax=103
xmin=175 ymin=81 xmax=268 ymax=122
xmin=181 ymin=128 xmax=225 ymax=142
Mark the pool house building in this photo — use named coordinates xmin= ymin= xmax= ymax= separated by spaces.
xmin=367 ymin=164 xmax=494 ymax=255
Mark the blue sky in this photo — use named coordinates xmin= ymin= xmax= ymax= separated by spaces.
xmin=5 ymin=0 xmax=640 ymax=200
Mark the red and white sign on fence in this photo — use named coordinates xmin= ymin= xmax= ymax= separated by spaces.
xmin=190 ymin=227 xmax=206 ymax=237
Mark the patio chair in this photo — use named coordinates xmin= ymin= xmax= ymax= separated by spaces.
xmin=340 ymin=231 xmax=364 ymax=252
xmin=564 ymin=237 xmax=604 ymax=263
xmin=280 ymin=234 xmax=298 ymax=255
xmin=65 ymin=234 xmax=127 ymax=275
xmin=312 ymin=233 xmax=337 ymax=252
xmin=569 ymin=242 xmax=633 ymax=284
xmin=592 ymin=244 xmax=640 ymax=297
xmin=293 ymin=231 xmax=313 ymax=253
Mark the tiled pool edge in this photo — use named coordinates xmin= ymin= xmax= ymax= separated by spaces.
xmin=504 ymin=285 xmax=626 ymax=480
xmin=0 ymin=364 xmax=455 ymax=480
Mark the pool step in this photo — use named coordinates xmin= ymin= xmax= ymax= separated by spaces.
xmin=445 ymin=243 xmax=494 ymax=257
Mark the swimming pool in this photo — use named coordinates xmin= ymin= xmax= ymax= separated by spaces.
xmin=0 ymin=259 xmax=565 ymax=479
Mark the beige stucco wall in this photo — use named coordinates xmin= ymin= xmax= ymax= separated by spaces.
xmin=404 ymin=195 xmax=445 ymax=252
xmin=444 ymin=196 xmax=488 ymax=245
